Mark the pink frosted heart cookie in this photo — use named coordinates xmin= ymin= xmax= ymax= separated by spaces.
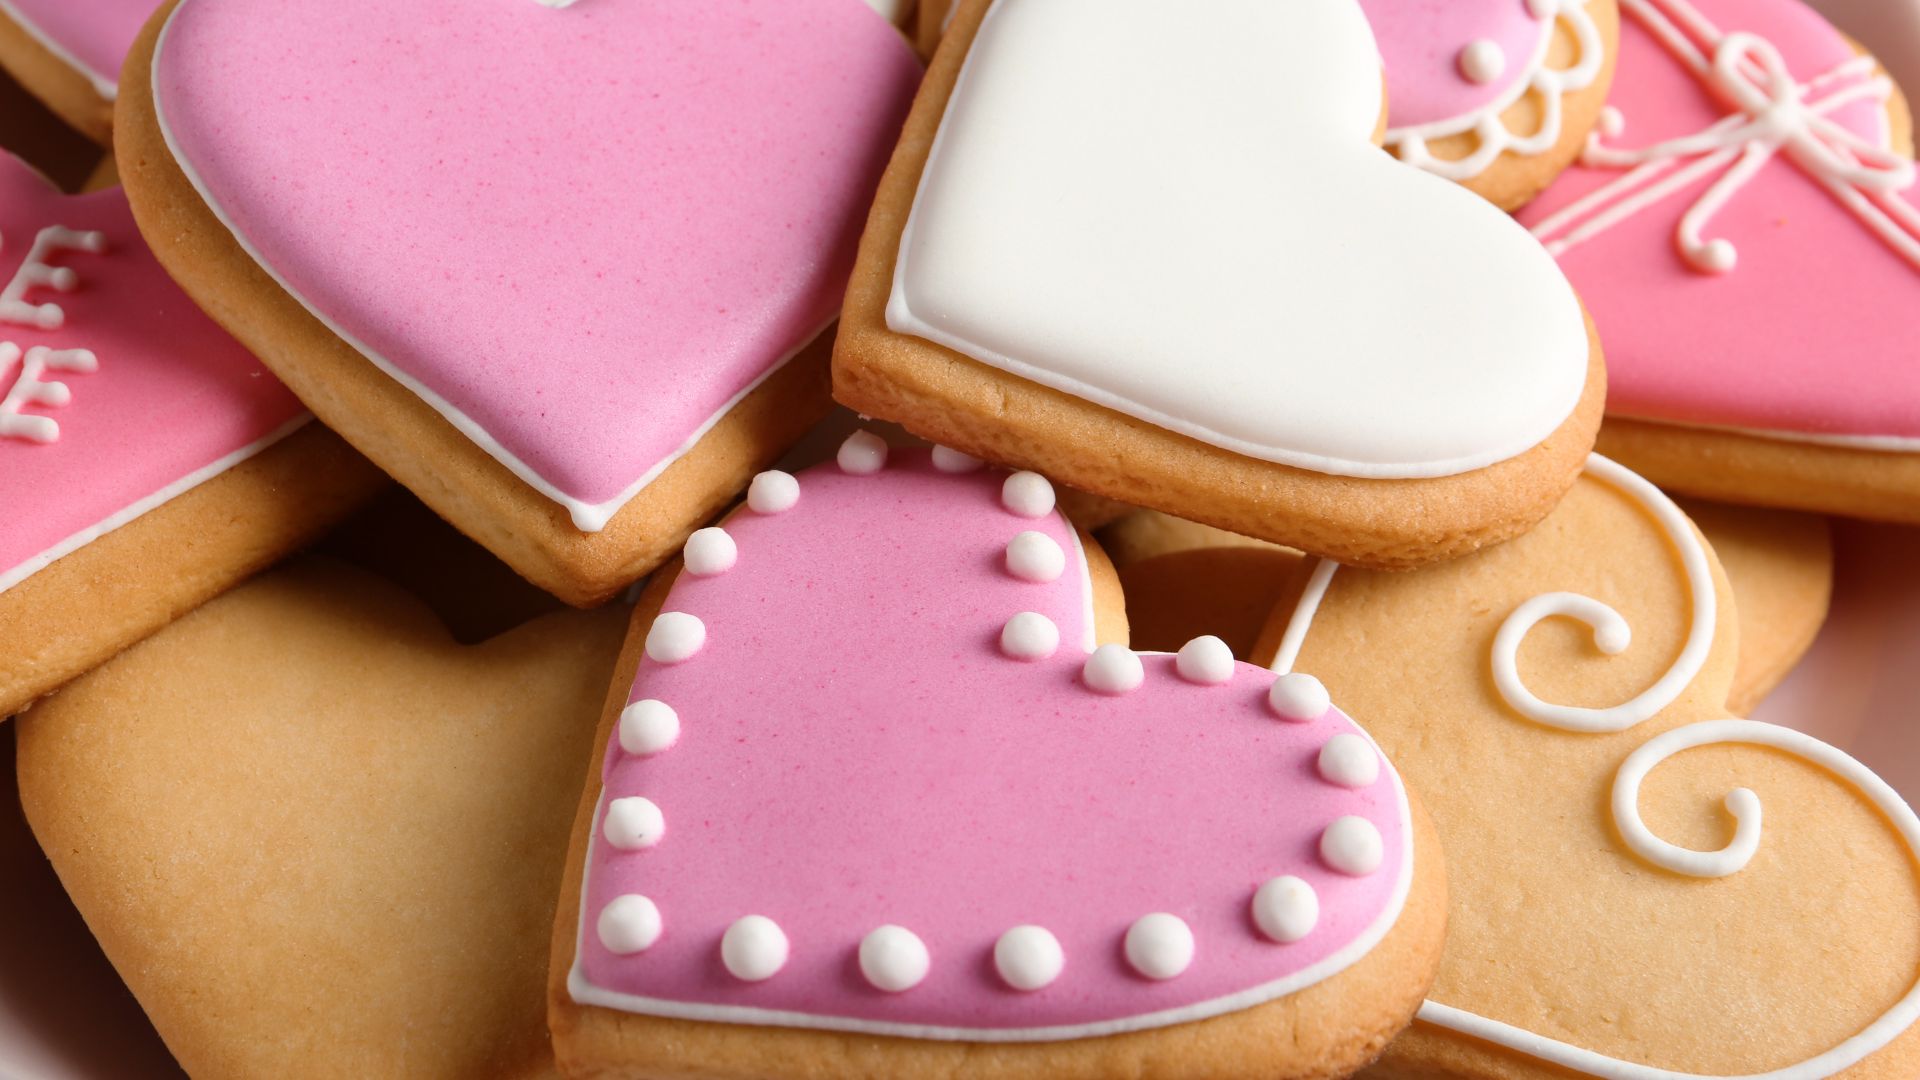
xmin=1522 ymin=0 xmax=1920 ymax=523
xmin=0 ymin=0 xmax=150 ymax=143
xmin=1367 ymin=0 xmax=1622 ymax=209
xmin=0 ymin=150 xmax=381 ymax=718
xmin=118 ymin=0 xmax=922 ymax=605
xmin=550 ymin=441 xmax=1446 ymax=1080
xmin=838 ymin=0 xmax=1606 ymax=573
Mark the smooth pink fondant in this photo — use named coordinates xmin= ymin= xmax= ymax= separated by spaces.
xmin=1519 ymin=0 xmax=1920 ymax=443
xmin=0 ymin=0 xmax=151 ymax=90
xmin=1363 ymin=0 xmax=1546 ymax=130
xmin=0 ymin=154 xmax=305 ymax=590
xmin=578 ymin=451 xmax=1410 ymax=1033
xmin=152 ymin=0 xmax=921 ymax=515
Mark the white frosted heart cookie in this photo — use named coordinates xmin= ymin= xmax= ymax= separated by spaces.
xmin=550 ymin=440 xmax=1447 ymax=1080
xmin=1253 ymin=457 xmax=1920 ymax=1079
xmin=837 ymin=0 xmax=1606 ymax=571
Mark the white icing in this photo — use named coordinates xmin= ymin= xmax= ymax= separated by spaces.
xmin=1267 ymin=454 xmax=1920 ymax=1079
xmin=644 ymin=612 xmax=707 ymax=665
xmin=837 ymin=430 xmax=890 ymax=475
xmin=1530 ymin=0 xmax=1920 ymax=273
xmin=0 ymin=415 xmax=311 ymax=596
xmin=602 ymin=796 xmax=666 ymax=851
xmin=1319 ymin=816 xmax=1384 ymax=877
xmin=0 ymin=0 xmax=118 ymax=99
xmin=999 ymin=611 xmax=1060 ymax=660
xmin=1081 ymin=643 xmax=1144 ymax=694
xmin=994 ymin=925 xmax=1064 ymax=991
xmin=1251 ymin=876 xmax=1319 ymax=944
xmin=1000 ymin=471 xmax=1055 ymax=518
xmin=618 ymin=700 xmax=680 ymax=757
xmin=0 ymin=224 xmax=105 ymax=330
xmin=747 ymin=470 xmax=800 ymax=515
xmin=1174 ymin=635 xmax=1235 ymax=686
xmin=1390 ymin=0 xmax=1608 ymax=183
xmin=721 ymin=915 xmax=789 ymax=982
xmin=1317 ymin=733 xmax=1381 ymax=789
xmin=931 ymin=444 xmax=984 ymax=473
xmin=858 ymin=925 xmax=931 ymax=992
xmin=682 ymin=527 xmax=737 ymax=577
xmin=1490 ymin=454 xmax=1713 ymax=733
xmin=0 ymin=344 xmax=96 ymax=443
xmin=1004 ymin=529 xmax=1065 ymax=583
xmin=888 ymin=0 xmax=1589 ymax=480
xmin=1269 ymin=559 xmax=1337 ymax=677
xmin=1460 ymin=40 xmax=1508 ymax=85
xmin=1267 ymin=672 xmax=1331 ymax=723
xmin=151 ymin=12 xmax=827 ymax=534
xmin=597 ymin=895 xmax=663 ymax=955
xmin=1123 ymin=913 xmax=1194 ymax=981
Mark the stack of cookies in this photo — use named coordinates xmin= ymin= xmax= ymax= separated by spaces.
xmin=2 ymin=0 xmax=1917 ymax=1077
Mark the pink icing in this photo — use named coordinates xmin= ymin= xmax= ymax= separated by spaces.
xmin=1363 ymin=0 xmax=1546 ymax=130
xmin=572 ymin=449 xmax=1412 ymax=1037
xmin=0 ymin=0 xmax=152 ymax=91
xmin=0 ymin=153 xmax=306 ymax=593
xmin=1519 ymin=0 xmax=1920 ymax=443
xmin=151 ymin=0 xmax=921 ymax=529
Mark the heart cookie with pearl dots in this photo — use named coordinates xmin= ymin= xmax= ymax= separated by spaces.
xmin=117 ymin=0 xmax=922 ymax=604
xmin=837 ymin=0 xmax=1606 ymax=572
xmin=1254 ymin=456 xmax=1920 ymax=1079
xmin=550 ymin=438 xmax=1447 ymax=1080
xmin=0 ymin=150 xmax=381 ymax=718
xmin=15 ymin=557 xmax=629 ymax=1079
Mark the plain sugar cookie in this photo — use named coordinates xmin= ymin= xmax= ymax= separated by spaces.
xmin=1682 ymin=498 xmax=1834 ymax=715
xmin=550 ymin=441 xmax=1448 ymax=1080
xmin=837 ymin=0 xmax=1606 ymax=572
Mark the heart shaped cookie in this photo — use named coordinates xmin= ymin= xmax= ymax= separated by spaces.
xmin=117 ymin=0 xmax=922 ymax=604
xmin=551 ymin=441 xmax=1446 ymax=1080
xmin=1255 ymin=457 xmax=1920 ymax=1079
xmin=1522 ymin=0 xmax=1920 ymax=523
xmin=0 ymin=151 xmax=381 ymax=718
xmin=838 ymin=0 xmax=1605 ymax=571
xmin=15 ymin=557 xmax=628 ymax=1078
xmin=1369 ymin=0 xmax=1620 ymax=208
xmin=0 ymin=0 xmax=146 ymax=143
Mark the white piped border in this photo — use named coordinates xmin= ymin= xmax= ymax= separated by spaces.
xmin=567 ymin=439 xmax=1417 ymax=1041
xmin=149 ymin=4 xmax=829 ymax=534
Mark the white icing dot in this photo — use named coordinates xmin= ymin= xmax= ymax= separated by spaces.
xmin=597 ymin=894 xmax=663 ymax=954
xmin=603 ymin=796 xmax=666 ymax=850
xmin=1268 ymin=673 xmax=1331 ymax=723
xmin=683 ymin=527 xmax=737 ymax=577
xmin=1318 ymin=733 xmax=1381 ymax=788
xmin=1001 ymin=472 xmax=1056 ymax=518
xmin=1459 ymin=39 xmax=1506 ymax=84
xmin=1174 ymin=635 xmax=1235 ymax=685
xmin=721 ymin=915 xmax=789 ymax=982
xmin=618 ymin=699 xmax=680 ymax=757
xmin=1252 ymin=876 xmax=1319 ymax=944
xmin=837 ymin=430 xmax=890 ymax=475
xmin=645 ymin=612 xmax=706 ymax=664
xmin=1124 ymin=913 xmax=1194 ymax=980
xmin=858 ymin=925 xmax=930 ymax=992
xmin=994 ymin=925 xmax=1065 ymax=991
xmin=1000 ymin=612 xmax=1061 ymax=661
xmin=746 ymin=470 xmax=799 ymax=514
xmin=1083 ymin=644 xmax=1144 ymax=694
xmin=1005 ymin=530 xmax=1066 ymax=583
xmin=931 ymin=445 xmax=984 ymax=473
xmin=1527 ymin=0 xmax=1555 ymax=18
xmin=1597 ymin=104 xmax=1625 ymax=139
xmin=1321 ymin=816 xmax=1385 ymax=877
